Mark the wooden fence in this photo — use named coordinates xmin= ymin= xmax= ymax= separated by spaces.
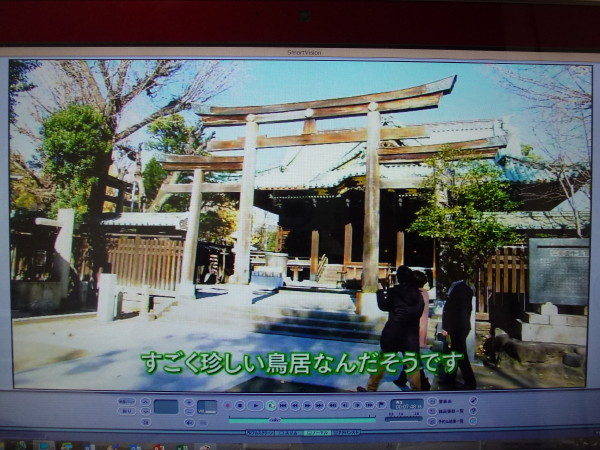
xmin=476 ymin=246 xmax=528 ymax=319
xmin=106 ymin=235 xmax=184 ymax=292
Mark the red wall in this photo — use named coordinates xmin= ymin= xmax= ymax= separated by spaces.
xmin=1 ymin=1 xmax=599 ymax=51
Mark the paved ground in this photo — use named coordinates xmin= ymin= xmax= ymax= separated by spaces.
xmin=12 ymin=314 xmax=385 ymax=392
xmin=11 ymin=285 xmax=584 ymax=392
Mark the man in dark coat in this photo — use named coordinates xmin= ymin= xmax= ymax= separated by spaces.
xmin=359 ymin=266 xmax=424 ymax=391
xmin=441 ymin=279 xmax=477 ymax=390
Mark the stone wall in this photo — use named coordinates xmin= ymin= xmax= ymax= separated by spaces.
xmin=516 ymin=302 xmax=587 ymax=346
xmin=11 ymin=281 xmax=63 ymax=313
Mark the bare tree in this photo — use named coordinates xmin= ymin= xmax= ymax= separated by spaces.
xmin=491 ymin=64 xmax=591 ymax=237
xmin=12 ymin=59 xmax=239 ymax=194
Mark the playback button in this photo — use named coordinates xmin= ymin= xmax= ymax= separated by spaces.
xmin=184 ymin=418 xmax=195 ymax=427
xmin=266 ymin=400 xmax=277 ymax=412
xmin=248 ymin=400 xmax=264 ymax=411
xmin=234 ymin=401 xmax=245 ymax=411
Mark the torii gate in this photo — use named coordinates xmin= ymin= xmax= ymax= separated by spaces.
xmin=159 ymin=76 xmax=506 ymax=301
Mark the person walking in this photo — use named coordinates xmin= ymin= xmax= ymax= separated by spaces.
xmin=440 ymin=279 xmax=477 ymax=390
xmin=358 ymin=266 xmax=424 ymax=391
xmin=393 ymin=270 xmax=432 ymax=390
xmin=414 ymin=270 xmax=430 ymax=348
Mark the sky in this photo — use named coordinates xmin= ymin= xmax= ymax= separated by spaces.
xmin=7 ymin=57 xmax=593 ymax=174
xmin=208 ymin=59 xmax=515 ymax=138
xmin=195 ymin=59 xmax=591 ymax=171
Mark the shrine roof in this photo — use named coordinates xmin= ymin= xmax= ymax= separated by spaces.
xmin=254 ymin=119 xmax=502 ymax=190
xmin=255 ymin=143 xmax=365 ymax=190
xmin=489 ymin=211 xmax=590 ymax=230
xmin=99 ymin=212 xmax=188 ymax=229
xmin=254 ymin=119 xmax=587 ymax=190
xmin=496 ymin=154 xmax=588 ymax=184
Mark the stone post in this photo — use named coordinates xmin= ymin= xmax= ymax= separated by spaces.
xmin=140 ymin=284 xmax=150 ymax=319
xmin=97 ymin=273 xmax=117 ymax=322
xmin=35 ymin=208 xmax=75 ymax=300
xmin=54 ymin=208 xmax=75 ymax=299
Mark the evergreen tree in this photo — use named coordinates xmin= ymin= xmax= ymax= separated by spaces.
xmin=142 ymin=157 xmax=168 ymax=202
xmin=408 ymin=146 xmax=520 ymax=294
xmin=146 ymin=114 xmax=212 ymax=155
xmin=40 ymin=104 xmax=113 ymax=221
xmin=13 ymin=59 xmax=239 ymax=214
xmin=143 ymin=115 xmax=238 ymax=244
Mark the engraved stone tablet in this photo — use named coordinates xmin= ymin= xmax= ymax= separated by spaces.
xmin=528 ymin=238 xmax=590 ymax=305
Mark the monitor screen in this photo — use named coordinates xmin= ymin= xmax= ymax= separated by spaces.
xmin=1 ymin=43 xmax=599 ymax=447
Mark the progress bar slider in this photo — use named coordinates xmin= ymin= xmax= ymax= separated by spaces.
xmin=230 ymin=417 xmax=376 ymax=424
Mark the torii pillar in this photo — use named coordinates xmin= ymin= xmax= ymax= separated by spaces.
xmin=177 ymin=169 xmax=203 ymax=298
xmin=361 ymin=103 xmax=383 ymax=318
xmin=232 ymin=114 xmax=259 ymax=284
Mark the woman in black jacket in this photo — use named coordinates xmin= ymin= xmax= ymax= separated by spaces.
xmin=358 ymin=265 xmax=424 ymax=391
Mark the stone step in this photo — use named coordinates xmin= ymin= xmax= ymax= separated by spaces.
xmin=254 ymin=320 xmax=380 ymax=344
xmin=280 ymin=285 xmax=354 ymax=295
xmin=162 ymin=303 xmax=381 ymax=343
xmin=253 ymin=309 xmax=380 ymax=343
xmin=317 ymin=264 xmax=346 ymax=284
xmin=269 ymin=306 xmax=363 ymax=319
xmin=253 ymin=313 xmax=376 ymax=332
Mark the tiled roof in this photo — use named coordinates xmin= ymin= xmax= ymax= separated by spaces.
xmin=420 ymin=119 xmax=506 ymax=145
xmin=100 ymin=212 xmax=189 ymax=229
xmin=254 ymin=119 xmax=589 ymax=191
xmin=256 ymin=143 xmax=365 ymax=190
xmin=256 ymin=119 xmax=510 ymax=190
xmin=488 ymin=211 xmax=590 ymax=230
xmin=495 ymin=154 xmax=587 ymax=184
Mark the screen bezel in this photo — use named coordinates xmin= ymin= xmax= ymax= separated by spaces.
xmin=2 ymin=0 xmax=600 ymax=445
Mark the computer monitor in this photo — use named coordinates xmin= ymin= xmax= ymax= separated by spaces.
xmin=1 ymin=1 xmax=599 ymax=448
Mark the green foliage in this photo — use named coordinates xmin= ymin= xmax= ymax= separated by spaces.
xmin=53 ymin=178 xmax=99 ymax=220
xmin=143 ymin=114 xmax=214 ymax=209
xmin=146 ymin=114 xmax=213 ymax=155
xmin=41 ymin=104 xmax=113 ymax=221
xmin=9 ymin=153 xmax=52 ymax=211
xmin=520 ymin=144 xmax=533 ymax=157
xmin=198 ymin=205 xmax=238 ymax=245
xmin=142 ymin=157 xmax=168 ymax=201
xmin=408 ymin=146 xmax=521 ymax=282
xmin=13 ymin=191 xmax=38 ymax=210
xmin=143 ymin=114 xmax=238 ymax=244
xmin=520 ymin=143 xmax=542 ymax=161
xmin=252 ymin=227 xmax=278 ymax=252
xmin=160 ymin=196 xmax=191 ymax=213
